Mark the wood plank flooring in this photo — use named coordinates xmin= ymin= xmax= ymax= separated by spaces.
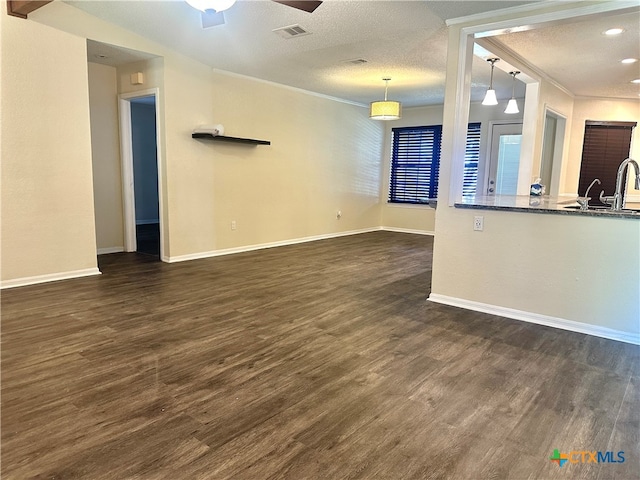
xmin=1 ymin=231 xmax=638 ymax=479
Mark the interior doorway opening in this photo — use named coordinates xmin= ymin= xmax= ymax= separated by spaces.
xmin=119 ymin=89 xmax=165 ymax=260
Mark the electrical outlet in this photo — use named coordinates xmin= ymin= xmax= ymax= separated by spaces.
xmin=231 ymin=220 xmax=236 ymax=230
xmin=473 ymin=216 xmax=484 ymax=231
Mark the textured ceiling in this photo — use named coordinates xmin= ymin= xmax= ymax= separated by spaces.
xmin=495 ymin=9 xmax=640 ymax=100
xmin=63 ymin=0 xmax=639 ymax=107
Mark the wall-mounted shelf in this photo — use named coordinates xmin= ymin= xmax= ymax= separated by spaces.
xmin=192 ymin=133 xmax=270 ymax=145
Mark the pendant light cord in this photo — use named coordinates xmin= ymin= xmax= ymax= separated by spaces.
xmin=510 ymin=71 xmax=520 ymax=98
xmin=383 ymin=77 xmax=391 ymax=101
xmin=487 ymin=58 xmax=499 ymax=89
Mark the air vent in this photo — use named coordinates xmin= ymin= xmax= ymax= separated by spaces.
xmin=272 ymin=24 xmax=311 ymax=39
xmin=344 ymin=58 xmax=368 ymax=65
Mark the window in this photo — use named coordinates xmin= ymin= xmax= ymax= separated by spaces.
xmin=389 ymin=125 xmax=442 ymax=203
xmin=389 ymin=123 xmax=481 ymax=203
xmin=578 ymin=121 xmax=635 ymax=204
xmin=462 ymin=123 xmax=481 ymax=197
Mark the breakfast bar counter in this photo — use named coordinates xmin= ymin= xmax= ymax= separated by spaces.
xmin=454 ymin=195 xmax=640 ymax=219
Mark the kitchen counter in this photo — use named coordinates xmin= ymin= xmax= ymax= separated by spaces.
xmin=454 ymin=195 xmax=640 ymax=219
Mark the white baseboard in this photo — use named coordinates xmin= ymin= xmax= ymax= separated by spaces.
xmin=168 ymin=227 xmax=382 ymax=263
xmin=428 ymin=293 xmax=640 ymax=345
xmin=381 ymin=227 xmax=435 ymax=236
xmin=97 ymin=246 xmax=124 ymax=255
xmin=1 ymin=268 xmax=102 ymax=290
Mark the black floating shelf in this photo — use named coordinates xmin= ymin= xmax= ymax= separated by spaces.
xmin=192 ymin=133 xmax=270 ymax=145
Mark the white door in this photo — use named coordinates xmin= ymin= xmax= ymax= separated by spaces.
xmin=486 ymin=123 xmax=523 ymax=195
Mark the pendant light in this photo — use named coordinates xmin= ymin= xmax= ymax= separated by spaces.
xmin=482 ymin=58 xmax=500 ymax=106
xmin=504 ymin=71 xmax=521 ymax=114
xmin=370 ymin=78 xmax=401 ymax=120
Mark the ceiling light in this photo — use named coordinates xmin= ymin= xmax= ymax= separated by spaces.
xmin=482 ymin=58 xmax=500 ymax=106
xmin=631 ymin=79 xmax=640 ymax=84
xmin=604 ymin=28 xmax=624 ymax=36
xmin=621 ymin=58 xmax=638 ymax=64
xmin=370 ymin=78 xmax=401 ymax=121
xmin=185 ymin=0 xmax=236 ymax=12
xmin=504 ymin=71 xmax=520 ymax=114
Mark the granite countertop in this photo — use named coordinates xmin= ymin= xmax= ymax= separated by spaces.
xmin=454 ymin=195 xmax=640 ymax=219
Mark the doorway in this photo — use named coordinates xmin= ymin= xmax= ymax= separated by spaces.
xmin=540 ymin=109 xmax=567 ymax=197
xmin=486 ymin=122 xmax=523 ymax=195
xmin=119 ymin=89 xmax=164 ymax=260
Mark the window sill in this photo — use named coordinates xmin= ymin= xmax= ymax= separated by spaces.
xmin=386 ymin=201 xmax=436 ymax=209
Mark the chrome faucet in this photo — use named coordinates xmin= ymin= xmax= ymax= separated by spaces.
xmin=600 ymin=158 xmax=640 ymax=211
xmin=577 ymin=178 xmax=601 ymax=211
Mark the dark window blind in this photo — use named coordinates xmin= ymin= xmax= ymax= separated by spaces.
xmin=389 ymin=125 xmax=442 ymax=203
xmin=578 ymin=121 xmax=635 ymax=203
xmin=389 ymin=123 xmax=482 ymax=203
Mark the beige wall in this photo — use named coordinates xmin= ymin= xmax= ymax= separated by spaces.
xmin=564 ymin=97 xmax=640 ymax=198
xmin=2 ymin=1 xmax=384 ymax=284
xmin=1 ymin=4 xmax=98 ymax=283
xmin=88 ymin=62 xmax=124 ymax=252
xmin=198 ymin=72 xmax=383 ymax=255
xmin=432 ymin=4 xmax=640 ymax=338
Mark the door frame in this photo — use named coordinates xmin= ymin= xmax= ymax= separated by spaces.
xmin=118 ymin=88 xmax=166 ymax=261
xmin=484 ymin=121 xmax=523 ymax=195
xmin=540 ymin=105 xmax=567 ymax=197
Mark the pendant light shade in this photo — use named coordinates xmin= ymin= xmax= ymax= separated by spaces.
xmin=482 ymin=58 xmax=500 ymax=106
xmin=482 ymin=89 xmax=498 ymax=106
xmin=186 ymin=0 xmax=236 ymax=12
xmin=370 ymin=78 xmax=401 ymax=120
xmin=504 ymin=71 xmax=520 ymax=114
xmin=504 ymin=98 xmax=519 ymax=114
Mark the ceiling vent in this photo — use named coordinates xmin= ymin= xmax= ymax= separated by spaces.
xmin=272 ymin=24 xmax=311 ymax=39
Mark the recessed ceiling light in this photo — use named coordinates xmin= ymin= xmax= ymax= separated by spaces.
xmin=621 ymin=58 xmax=638 ymax=64
xmin=631 ymin=79 xmax=640 ymax=84
xmin=604 ymin=28 xmax=624 ymax=36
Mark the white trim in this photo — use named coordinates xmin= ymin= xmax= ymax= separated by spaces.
xmin=450 ymin=1 xmax=640 ymax=31
xmin=541 ymin=105 xmax=568 ymax=197
xmin=381 ymin=227 xmax=434 ymax=236
xmin=97 ymin=247 xmax=124 ymax=255
xmin=168 ymin=228 xmax=381 ymax=263
xmin=447 ymin=30 xmax=474 ymax=206
xmin=1 ymin=268 xmax=101 ymax=290
xmin=446 ymin=0 xmax=567 ymax=26
xmin=118 ymin=88 xmax=166 ymax=262
xmin=428 ymin=293 xmax=640 ymax=345
xmin=211 ymin=68 xmax=367 ymax=108
xmin=118 ymin=96 xmax=136 ymax=252
xmin=484 ymin=120 xmax=524 ymax=196
xmin=385 ymin=203 xmax=435 ymax=210
xmin=478 ymin=37 xmax=573 ymax=99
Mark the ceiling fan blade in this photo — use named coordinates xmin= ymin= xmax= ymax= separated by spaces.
xmin=201 ymin=9 xmax=225 ymax=28
xmin=272 ymin=1 xmax=322 ymax=13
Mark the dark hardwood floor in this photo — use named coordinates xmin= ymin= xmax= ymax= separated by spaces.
xmin=1 ymin=232 xmax=638 ymax=479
